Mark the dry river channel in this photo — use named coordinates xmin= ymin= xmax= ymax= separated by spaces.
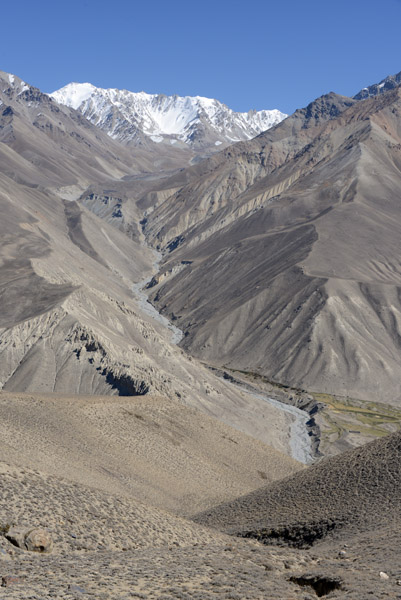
xmin=132 ymin=248 xmax=314 ymax=465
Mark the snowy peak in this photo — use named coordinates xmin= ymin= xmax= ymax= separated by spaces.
xmin=0 ymin=70 xmax=33 ymax=97
xmin=54 ymin=82 xmax=97 ymax=109
xmin=354 ymin=70 xmax=401 ymax=101
xmin=50 ymin=83 xmax=287 ymax=150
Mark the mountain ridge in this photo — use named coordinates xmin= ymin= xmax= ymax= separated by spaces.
xmin=353 ymin=68 xmax=401 ymax=100
xmin=50 ymin=82 xmax=287 ymax=152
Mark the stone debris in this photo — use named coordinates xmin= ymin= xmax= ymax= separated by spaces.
xmin=5 ymin=526 xmax=26 ymax=549
xmin=68 ymin=584 xmax=87 ymax=594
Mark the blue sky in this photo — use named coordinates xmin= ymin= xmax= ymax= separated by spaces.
xmin=2 ymin=0 xmax=401 ymax=114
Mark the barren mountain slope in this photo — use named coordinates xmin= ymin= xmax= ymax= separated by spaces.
xmin=143 ymin=87 xmax=401 ymax=404
xmin=0 ymin=193 xmax=300 ymax=453
xmin=74 ymin=94 xmax=356 ymax=259
xmin=140 ymin=92 xmax=356 ymax=249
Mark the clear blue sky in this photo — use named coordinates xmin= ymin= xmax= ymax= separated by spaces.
xmin=2 ymin=0 xmax=401 ymax=114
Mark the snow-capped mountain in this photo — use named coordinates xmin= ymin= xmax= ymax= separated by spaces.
xmin=353 ymin=69 xmax=401 ymax=100
xmin=50 ymin=83 xmax=287 ymax=151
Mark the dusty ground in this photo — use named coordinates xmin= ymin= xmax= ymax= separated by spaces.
xmin=0 ymin=391 xmax=300 ymax=516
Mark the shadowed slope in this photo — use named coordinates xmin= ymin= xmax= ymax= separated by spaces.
xmin=194 ymin=430 xmax=401 ymax=547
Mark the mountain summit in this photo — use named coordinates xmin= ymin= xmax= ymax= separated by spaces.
xmin=353 ymin=69 xmax=401 ymax=100
xmin=50 ymin=83 xmax=286 ymax=152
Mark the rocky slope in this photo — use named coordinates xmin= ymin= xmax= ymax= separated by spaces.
xmin=50 ymin=82 xmax=286 ymax=153
xmin=0 ymin=459 xmax=328 ymax=600
xmin=139 ymin=85 xmax=401 ymax=405
xmin=195 ymin=428 xmax=401 ymax=548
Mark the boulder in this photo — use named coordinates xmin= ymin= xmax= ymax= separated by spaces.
xmin=5 ymin=526 xmax=26 ymax=549
xmin=5 ymin=526 xmax=53 ymax=553
xmin=24 ymin=528 xmax=53 ymax=553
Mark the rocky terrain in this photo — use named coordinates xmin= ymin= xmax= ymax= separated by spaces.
xmin=0 ymin=458 xmax=321 ymax=600
xmin=139 ymin=85 xmax=401 ymax=407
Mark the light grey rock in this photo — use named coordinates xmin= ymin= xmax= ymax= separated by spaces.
xmin=24 ymin=528 xmax=53 ymax=553
xmin=5 ymin=526 xmax=53 ymax=553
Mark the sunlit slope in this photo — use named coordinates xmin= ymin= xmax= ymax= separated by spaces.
xmin=144 ymin=88 xmax=401 ymax=403
xmin=0 ymin=391 xmax=301 ymax=515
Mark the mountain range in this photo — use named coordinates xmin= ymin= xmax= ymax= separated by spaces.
xmin=0 ymin=68 xmax=300 ymax=457
xmin=3 ymin=67 xmax=401 ymax=418
xmin=353 ymin=68 xmax=401 ymax=100
xmin=50 ymin=82 xmax=286 ymax=154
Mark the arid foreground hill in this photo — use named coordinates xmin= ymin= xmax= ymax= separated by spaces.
xmin=141 ymin=85 xmax=401 ymax=405
xmin=1 ymin=399 xmax=400 ymax=599
xmin=194 ymin=430 xmax=401 ymax=598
